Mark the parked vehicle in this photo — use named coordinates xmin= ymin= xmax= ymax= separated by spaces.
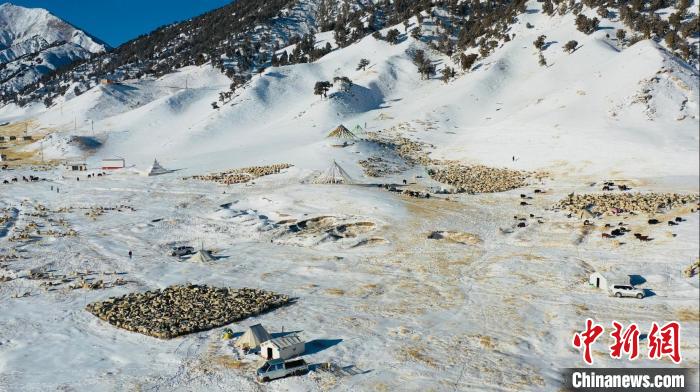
xmin=171 ymin=246 xmax=194 ymax=257
xmin=609 ymin=284 xmax=644 ymax=299
xmin=256 ymin=358 xmax=308 ymax=382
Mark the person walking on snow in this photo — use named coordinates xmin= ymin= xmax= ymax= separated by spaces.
xmin=128 ymin=250 xmax=132 ymax=259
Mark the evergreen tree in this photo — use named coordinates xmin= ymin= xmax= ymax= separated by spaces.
xmin=563 ymin=40 xmax=578 ymax=53
xmin=313 ymin=81 xmax=332 ymax=98
xmin=386 ymin=29 xmax=401 ymax=44
xmin=459 ymin=53 xmax=478 ymax=71
xmin=533 ymin=35 xmax=547 ymax=50
xmin=356 ymin=58 xmax=370 ymax=71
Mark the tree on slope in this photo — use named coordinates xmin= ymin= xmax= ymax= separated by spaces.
xmin=533 ymin=35 xmax=547 ymax=51
xmin=356 ymin=58 xmax=370 ymax=71
xmin=616 ymin=29 xmax=626 ymax=48
xmin=459 ymin=53 xmax=478 ymax=71
xmin=441 ymin=66 xmax=456 ymax=84
xmin=313 ymin=81 xmax=332 ymax=98
xmin=386 ymin=29 xmax=401 ymax=45
xmin=563 ymin=40 xmax=578 ymax=53
xmin=576 ymin=15 xmax=600 ymax=35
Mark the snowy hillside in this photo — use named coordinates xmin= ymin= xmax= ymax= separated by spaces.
xmin=0 ymin=1 xmax=698 ymax=391
xmin=0 ymin=3 xmax=107 ymax=97
xmin=4 ymin=0 xmax=696 ymax=178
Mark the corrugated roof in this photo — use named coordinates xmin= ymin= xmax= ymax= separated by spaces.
xmin=266 ymin=334 xmax=303 ymax=349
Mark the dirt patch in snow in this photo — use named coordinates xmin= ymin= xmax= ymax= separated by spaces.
xmin=427 ymin=230 xmax=482 ymax=245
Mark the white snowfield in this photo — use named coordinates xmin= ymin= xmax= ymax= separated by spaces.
xmin=0 ymin=2 xmax=698 ymax=391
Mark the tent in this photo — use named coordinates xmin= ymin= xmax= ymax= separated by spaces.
xmin=311 ymin=161 xmax=354 ymax=184
xmin=235 ymin=324 xmax=272 ymax=350
xmin=326 ymin=124 xmax=357 ymax=140
xmin=353 ymin=124 xmax=365 ymax=137
xmin=145 ymin=158 xmax=172 ymax=176
xmin=188 ymin=249 xmax=215 ymax=262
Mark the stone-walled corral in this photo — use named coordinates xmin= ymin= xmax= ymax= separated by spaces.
xmin=86 ymin=284 xmax=290 ymax=339
xmin=186 ymin=164 xmax=293 ymax=185
xmin=557 ymin=192 xmax=699 ymax=215
xmin=428 ymin=164 xmax=528 ymax=194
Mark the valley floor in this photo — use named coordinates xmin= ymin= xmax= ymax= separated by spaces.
xmin=0 ymin=165 xmax=697 ymax=391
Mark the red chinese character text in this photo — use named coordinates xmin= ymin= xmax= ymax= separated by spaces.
xmin=648 ymin=321 xmax=682 ymax=363
xmin=609 ymin=321 xmax=640 ymax=360
xmin=573 ymin=318 xmax=604 ymax=365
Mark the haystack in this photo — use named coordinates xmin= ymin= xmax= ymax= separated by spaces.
xmin=327 ymin=124 xmax=357 ymax=140
xmin=145 ymin=158 xmax=172 ymax=176
xmin=312 ymin=161 xmax=354 ymax=184
xmin=188 ymin=249 xmax=215 ymax=262
xmin=353 ymin=124 xmax=366 ymax=137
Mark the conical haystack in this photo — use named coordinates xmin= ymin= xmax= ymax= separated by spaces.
xmin=326 ymin=124 xmax=357 ymax=140
xmin=145 ymin=158 xmax=172 ymax=176
xmin=312 ymin=161 xmax=354 ymax=184
xmin=353 ymin=124 xmax=365 ymax=137
xmin=188 ymin=249 xmax=215 ymax=262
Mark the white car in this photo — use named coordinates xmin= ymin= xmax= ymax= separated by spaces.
xmin=609 ymin=284 xmax=644 ymax=299
xmin=256 ymin=358 xmax=308 ymax=382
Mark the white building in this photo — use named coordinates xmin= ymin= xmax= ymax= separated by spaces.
xmin=260 ymin=334 xmax=305 ymax=360
xmin=589 ymin=271 xmax=630 ymax=290
xmin=66 ymin=162 xmax=87 ymax=171
xmin=101 ymin=158 xmax=125 ymax=169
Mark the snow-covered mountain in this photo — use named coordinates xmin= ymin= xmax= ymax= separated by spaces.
xmin=1 ymin=0 xmax=696 ymax=178
xmin=0 ymin=3 xmax=108 ymax=97
xmin=0 ymin=1 xmax=698 ymax=391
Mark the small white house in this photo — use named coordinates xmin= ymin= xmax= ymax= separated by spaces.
xmin=66 ymin=162 xmax=87 ymax=171
xmin=101 ymin=158 xmax=125 ymax=170
xmin=589 ymin=271 xmax=630 ymax=290
xmin=260 ymin=334 xmax=305 ymax=360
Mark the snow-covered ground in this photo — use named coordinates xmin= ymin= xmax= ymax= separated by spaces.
xmin=0 ymin=2 xmax=698 ymax=391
